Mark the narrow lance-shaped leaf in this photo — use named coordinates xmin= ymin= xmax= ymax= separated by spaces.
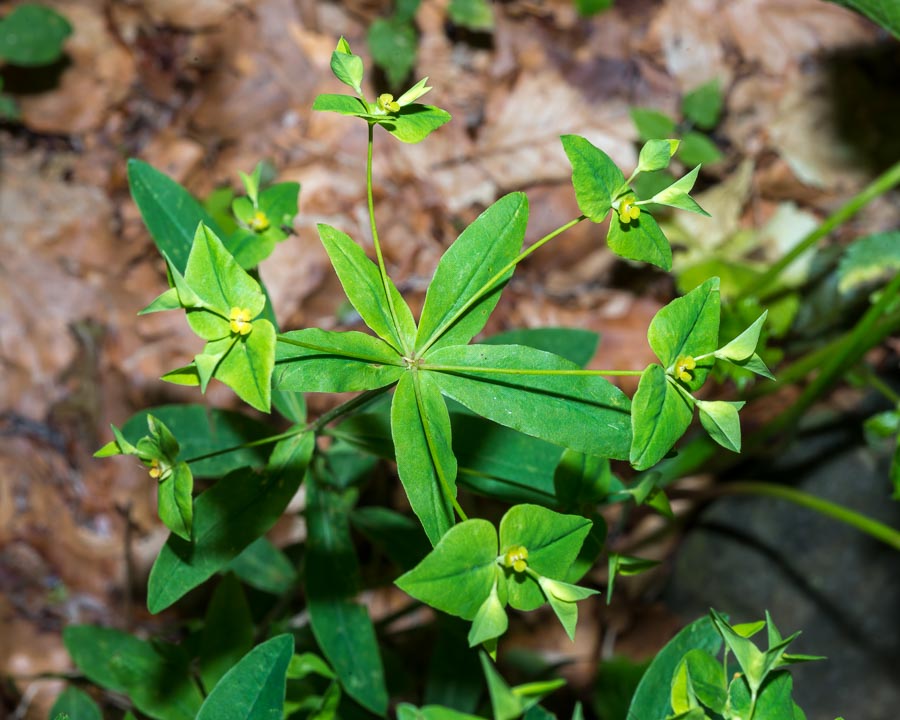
xmin=426 ymin=344 xmax=632 ymax=460
xmin=416 ymin=192 xmax=528 ymax=353
xmin=650 ymin=166 xmax=709 ymax=216
xmin=306 ymin=477 xmax=388 ymax=715
xmin=391 ymin=372 xmax=458 ymax=545
xmin=317 ymin=223 xmax=417 ymax=352
xmin=274 ymin=328 xmax=404 ymax=393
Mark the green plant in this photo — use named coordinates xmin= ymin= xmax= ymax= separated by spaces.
xmin=0 ymin=3 xmax=72 ymax=120
xmin=51 ymin=36 xmax=897 ymax=720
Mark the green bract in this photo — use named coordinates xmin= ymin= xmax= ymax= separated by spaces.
xmin=396 ymin=505 xmax=598 ymax=643
xmin=314 ymin=38 xmax=450 ymax=144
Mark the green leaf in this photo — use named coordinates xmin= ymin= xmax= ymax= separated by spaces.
xmin=631 ymin=108 xmax=677 ymax=142
xmin=483 ymin=327 xmax=598 ymax=367
xmin=468 ymin=578 xmax=509 ymax=647
xmin=275 ymin=328 xmax=404 ymax=392
xmin=650 ymin=166 xmax=708 ymax=216
xmin=638 ymin=139 xmax=680 ymax=173
xmin=225 ymin=229 xmax=275 ymax=270
xmin=312 ymin=93 xmax=371 ymax=117
xmin=306 ymin=478 xmax=388 ymax=715
xmin=427 ymin=344 xmax=632 ymax=459
xmin=448 ymin=0 xmax=494 ymax=29
xmin=554 ymin=449 xmax=614 ymax=509
xmin=749 ymin=672 xmax=795 ymax=720
xmin=715 ymin=311 xmax=767 ymax=362
xmin=259 ymin=182 xmax=300 ymax=231
xmin=127 ymin=159 xmax=226 ymax=273
xmin=147 ymin=432 xmax=314 ymax=612
xmin=629 ymin=365 xmax=694 ymax=470
xmin=351 ymin=506 xmax=430 ymax=571
xmin=196 ymin=635 xmax=293 ymax=720
xmin=380 ymin=104 xmax=452 ymax=144
xmin=593 ymin=657 xmax=649 ymax=720
xmin=606 ymin=553 xmax=661 ymax=602
xmin=157 ymin=462 xmax=193 ymax=540
xmin=226 ymin=537 xmax=297 ymax=595
xmin=208 ymin=318 xmax=276 ymax=412
xmin=317 ymin=223 xmax=416 ymax=351
xmin=648 ymin=277 xmax=721 ymax=390
xmin=0 ymin=4 xmax=71 ymax=66
xmin=391 ymin=372 xmax=458 ymax=545
xmin=199 ymin=574 xmax=254 ymax=693
xmin=396 ymin=519 xmax=499 ymax=619
xmin=330 ymin=37 xmax=364 ymax=94
xmin=63 ymin=626 xmax=202 ymax=720
xmin=49 ymin=687 xmax=102 ymax=720
xmin=709 ymin=609 xmax=767 ymax=693
xmin=574 ymin=0 xmax=614 ymax=16
xmin=696 ymin=400 xmax=744 ymax=452
xmin=676 ymin=133 xmax=722 ymax=167
xmin=536 ymin=576 xmax=599 ymax=640
xmin=499 ymin=504 xmax=593 ymax=611
xmin=837 ymin=230 xmax=900 ymax=293
xmin=287 ymin=653 xmax=336 ymax=681
xmin=480 ymin=654 xmax=526 ymax=720
xmin=626 ymin=616 xmax=722 ymax=720
xmin=827 ymin=0 xmax=900 ymax=39
xmin=417 ymin=192 xmax=528 ymax=352
xmin=606 ymin=210 xmax=673 ymax=271
xmin=561 ymin=135 xmax=626 ymax=222
xmin=681 ymin=81 xmax=723 ymax=130
xmin=184 ymin=224 xmax=267 ymax=326
xmin=118 ymin=405 xmax=271 ymax=478
xmin=369 ymin=17 xmax=417 ymax=89
xmin=670 ymin=657 xmax=697 ymax=714
xmin=682 ymin=650 xmax=727 ymax=713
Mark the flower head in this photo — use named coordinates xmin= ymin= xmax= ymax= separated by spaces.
xmin=249 ymin=210 xmax=270 ymax=232
xmin=674 ymin=355 xmax=696 ymax=382
xmin=502 ymin=545 xmax=529 ymax=573
xmin=229 ymin=307 xmax=253 ymax=336
xmin=618 ymin=195 xmax=641 ymax=224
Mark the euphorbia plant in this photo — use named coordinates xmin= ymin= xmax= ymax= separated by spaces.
xmin=56 ymin=38 xmax=829 ymax=720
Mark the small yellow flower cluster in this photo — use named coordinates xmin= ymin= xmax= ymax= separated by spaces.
xmin=149 ymin=458 xmax=162 ymax=479
xmin=249 ymin=210 xmax=270 ymax=232
xmin=503 ymin=545 xmax=529 ymax=573
xmin=618 ymin=196 xmax=641 ymax=224
xmin=229 ymin=307 xmax=253 ymax=336
xmin=674 ymin=355 xmax=696 ymax=382
xmin=376 ymin=93 xmax=401 ymax=114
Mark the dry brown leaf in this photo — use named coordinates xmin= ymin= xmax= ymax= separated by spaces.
xmin=18 ymin=3 xmax=135 ymax=135
xmin=143 ymin=0 xmax=248 ymax=29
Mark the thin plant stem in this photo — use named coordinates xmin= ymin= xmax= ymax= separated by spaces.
xmin=367 ymin=122 xmax=408 ymax=354
xmin=740 ymin=158 xmax=900 ymax=300
xmin=182 ymin=386 xmax=391 ymax=465
xmin=720 ymin=481 xmax=900 ymax=552
xmin=416 ymin=215 xmax=587 ymax=357
xmin=420 ymin=364 xmax=643 ymax=377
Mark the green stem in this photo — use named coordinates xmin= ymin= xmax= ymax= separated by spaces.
xmin=182 ymin=386 xmax=391 ymax=465
xmin=764 ymin=269 xmax=900 ymax=436
xmin=721 ymin=481 xmax=900 ymax=552
xmin=740 ymin=158 xmax=900 ymax=299
xmin=420 ymin=364 xmax=643 ymax=377
xmin=416 ymin=215 xmax=587 ymax=357
xmin=367 ymin=122 xmax=408 ymax=355
xmin=276 ymin=333 xmax=405 ymax=367
xmin=412 ymin=372 xmax=468 ymax=522
xmin=851 ymin=365 xmax=900 ymax=405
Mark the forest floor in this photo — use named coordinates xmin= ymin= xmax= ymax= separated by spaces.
xmin=2 ymin=1 xmax=899 ymax=718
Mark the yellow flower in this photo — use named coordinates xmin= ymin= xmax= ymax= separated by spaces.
xmin=618 ymin=196 xmax=641 ymax=224
xmin=229 ymin=307 xmax=253 ymax=336
xmin=249 ymin=210 xmax=270 ymax=232
xmin=149 ymin=458 xmax=162 ymax=479
xmin=674 ymin=355 xmax=696 ymax=382
xmin=376 ymin=93 xmax=401 ymax=114
xmin=502 ymin=545 xmax=529 ymax=573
